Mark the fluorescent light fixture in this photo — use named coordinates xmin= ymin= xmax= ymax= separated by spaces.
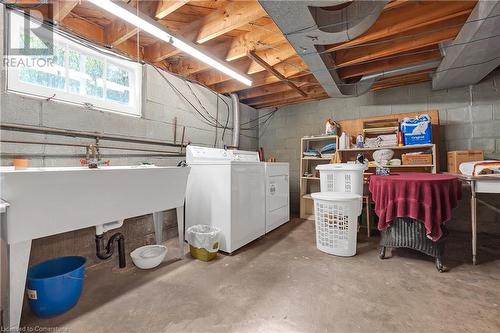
xmin=88 ymin=0 xmax=252 ymax=86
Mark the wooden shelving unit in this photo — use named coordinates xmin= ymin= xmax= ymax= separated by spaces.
xmin=338 ymin=144 xmax=437 ymax=174
xmin=338 ymin=110 xmax=441 ymax=171
xmin=302 ymin=157 xmax=332 ymax=160
xmin=299 ymin=134 xmax=338 ymax=220
xmin=337 ymin=143 xmax=434 ymax=152
xmin=298 ymin=111 xmax=440 ymax=221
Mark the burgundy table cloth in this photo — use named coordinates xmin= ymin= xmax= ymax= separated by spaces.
xmin=369 ymin=173 xmax=462 ymax=241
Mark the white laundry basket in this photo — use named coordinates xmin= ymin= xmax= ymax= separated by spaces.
xmin=316 ymin=163 xmax=367 ymax=195
xmin=311 ymin=192 xmax=362 ymax=256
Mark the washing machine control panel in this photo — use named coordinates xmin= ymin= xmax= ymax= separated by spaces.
xmin=186 ymin=146 xmax=230 ymax=162
xmin=229 ymin=150 xmax=260 ymax=162
xmin=186 ymin=146 xmax=260 ymax=163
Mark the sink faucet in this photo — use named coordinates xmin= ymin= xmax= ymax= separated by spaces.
xmin=85 ymin=144 xmax=100 ymax=169
xmin=80 ymin=140 xmax=110 ymax=168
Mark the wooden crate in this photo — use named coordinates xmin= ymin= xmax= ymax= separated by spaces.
xmin=447 ymin=150 xmax=484 ymax=174
xmin=402 ymin=153 xmax=433 ymax=165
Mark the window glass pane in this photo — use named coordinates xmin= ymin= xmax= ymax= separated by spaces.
xmin=106 ymin=89 xmax=130 ymax=105
xmin=19 ymin=31 xmax=53 ymax=57
xmin=19 ymin=68 xmax=65 ymax=90
xmin=53 ymin=44 xmax=65 ymax=67
xmin=67 ymin=50 xmax=81 ymax=94
xmin=106 ymin=63 xmax=130 ymax=86
xmin=106 ymin=63 xmax=131 ymax=105
xmin=68 ymin=50 xmax=80 ymax=71
xmin=18 ymin=40 xmax=65 ymax=90
xmin=84 ymin=56 xmax=104 ymax=98
xmin=68 ymin=79 xmax=80 ymax=94
xmin=8 ymin=10 xmax=140 ymax=115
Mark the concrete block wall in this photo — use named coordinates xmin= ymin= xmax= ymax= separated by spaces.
xmin=259 ymin=70 xmax=500 ymax=235
xmin=0 ymin=3 xmax=258 ymax=268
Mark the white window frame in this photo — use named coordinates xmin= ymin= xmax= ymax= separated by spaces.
xmin=6 ymin=10 xmax=143 ymax=117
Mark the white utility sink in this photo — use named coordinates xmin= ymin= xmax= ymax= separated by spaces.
xmin=0 ymin=165 xmax=190 ymax=331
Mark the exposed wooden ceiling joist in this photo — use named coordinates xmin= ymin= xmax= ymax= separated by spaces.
xmin=145 ymin=0 xmax=267 ymax=63
xmin=333 ymin=15 xmax=467 ymax=69
xmin=59 ymin=11 xmax=143 ymax=61
xmin=53 ymin=0 xmax=80 ymax=23
xmin=105 ymin=23 xmax=139 ymax=48
xmin=370 ymin=69 xmax=434 ymax=91
xmin=155 ymin=0 xmax=190 ymax=19
xmin=338 ymin=47 xmax=442 ymax=80
xmin=245 ymin=85 xmax=324 ymax=106
xmin=383 ymin=0 xmax=411 ymax=11
xmin=61 ymin=12 xmax=104 ymax=42
xmin=250 ymin=91 xmax=328 ymax=109
xmin=104 ymin=1 xmax=159 ymax=48
xmin=173 ymin=39 xmax=296 ymax=80
xmin=225 ymin=22 xmax=284 ymax=61
xmin=246 ymin=42 xmax=296 ymax=75
xmin=195 ymin=1 xmax=266 ymax=44
xmin=191 ymin=57 xmax=252 ymax=86
xmin=211 ymin=57 xmax=309 ymax=94
xmin=325 ymin=0 xmax=475 ymax=54
xmin=169 ymin=40 xmax=231 ymax=76
xmin=239 ymin=74 xmax=318 ymax=101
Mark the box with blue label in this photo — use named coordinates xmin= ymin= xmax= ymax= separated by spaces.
xmin=400 ymin=114 xmax=432 ymax=145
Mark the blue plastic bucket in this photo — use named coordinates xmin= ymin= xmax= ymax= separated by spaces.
xmin=27 ymin=256 xmax=86 ymax=318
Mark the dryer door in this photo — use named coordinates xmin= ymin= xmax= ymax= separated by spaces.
xmin=268 ymin=174 xmax=288 ymax=211
xmin=266 ymin=173 xmax=290 ymax=233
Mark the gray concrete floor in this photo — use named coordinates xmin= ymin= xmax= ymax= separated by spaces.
xmin=22 ymin=218 xmax=500 ymax=333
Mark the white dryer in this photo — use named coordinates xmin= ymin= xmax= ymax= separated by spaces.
xmin=264 ymin=163 xmax=290 ymax=232
xmin=185 ymin=146 xmax=265 ymax=253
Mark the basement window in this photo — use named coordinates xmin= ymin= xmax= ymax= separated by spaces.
xmin=5 ymin=10 xmax=142 ymax=116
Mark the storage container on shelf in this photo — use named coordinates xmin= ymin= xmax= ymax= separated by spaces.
xmin=311 ymin=192 xmax=362 ymax=256
xmin=316 ymin=163 xmax=367 ymax=195
xmin=400 ymin=114 xmax=432 ymax=145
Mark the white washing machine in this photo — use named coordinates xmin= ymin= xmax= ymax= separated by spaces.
xmin=185 ymin=146 xmax=266 ymax=253
xmin=264 ymin=163 xmax=290 ymax=233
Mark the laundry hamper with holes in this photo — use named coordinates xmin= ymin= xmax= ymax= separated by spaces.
xmin=311 ymin=192 xmax=363 ymax=256
xmin=316 ymin=163 xmax=367 ymax=195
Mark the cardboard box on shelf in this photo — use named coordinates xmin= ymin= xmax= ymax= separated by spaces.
xmin=447 ymin=150 xmax=484 ymax=174
xmin=402 ymin=153 xmax=433 ymax=165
